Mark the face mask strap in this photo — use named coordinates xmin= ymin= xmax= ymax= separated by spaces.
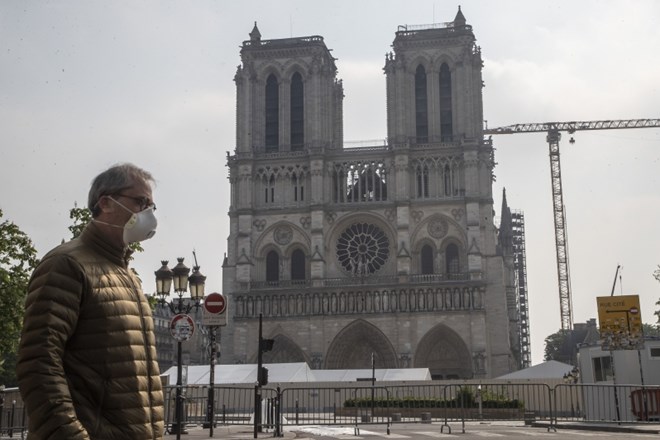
xmin=108 ymin=196 xmax=134 ymax=214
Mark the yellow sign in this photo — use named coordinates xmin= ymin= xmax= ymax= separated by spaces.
xmin=596 ymin=295 xmax=643 ymax=350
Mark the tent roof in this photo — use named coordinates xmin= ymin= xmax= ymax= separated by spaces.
xmin=312 ymin=368 xmax=431 ymax=382
xmin=496 ymin=360 xmax=576 ymax=380
xmin=162 ymin=363 xmax=431 ymax=385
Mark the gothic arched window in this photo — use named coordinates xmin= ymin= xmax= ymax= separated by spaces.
xmin=416 ymin=164 xmax=429 ymax=198
xmin=265 ymin=175 xmax=275 ymax=203
xmin=266 ymin=250 xmax=280 ymax=282
xmin=265 ymin=74 xmax=279 ymax=151
xmin=415 ymin=65 xmax=428 ymax=143
xmin=290 ymin=72 xmax=304 ymax=151
xmin=421 ymin=244 xmax=434 ymax=275
xmin=439 ymin=63 xmax=453 ymax=142
xmin=291 ymin=249 xmax=306 ymax=281
xmin=446 ymin=243 xmax=460 ymax=276
xmin=292 ymin=173 xmax=304 ymax=202
xmin=443 ymin=163 xmax=452 ymax=197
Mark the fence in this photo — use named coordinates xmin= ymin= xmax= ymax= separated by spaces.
xmin=2 ymin=383 xmax=660 ymax=437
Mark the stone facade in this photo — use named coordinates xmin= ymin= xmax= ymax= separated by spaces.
xmin=222 ymin=9 xmax=519 ymax=379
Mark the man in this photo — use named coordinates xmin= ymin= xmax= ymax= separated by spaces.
xmin=17 ymin=163 xmax=164 ymax=439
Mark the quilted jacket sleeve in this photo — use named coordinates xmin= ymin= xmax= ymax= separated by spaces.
xmin=17 ymin=253 xmax=90 ymax=440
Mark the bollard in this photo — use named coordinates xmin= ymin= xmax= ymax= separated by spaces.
xmin=295 ymin=399 xmax=299 ymax=425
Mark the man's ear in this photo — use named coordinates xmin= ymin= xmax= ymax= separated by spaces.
xmin=96 ymin=196 xmax=116 ymax=215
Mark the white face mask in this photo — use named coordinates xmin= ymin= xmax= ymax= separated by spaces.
xmin=96 ymin=197 xmax=158 ymax=244
xmin=121 ymin=205 xmax=158 ymax=244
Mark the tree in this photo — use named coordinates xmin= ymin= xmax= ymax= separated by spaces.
xmin=643 ymin=323 xmax=660 ymax=338
xmin=68 ymin=203 xmax=91 ymax=239
xmin=0 ymin=209 xmax=38 ymax=386
xmin=544 ymin=329 xmax=571 ymax=362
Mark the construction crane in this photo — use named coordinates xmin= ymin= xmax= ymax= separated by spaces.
xmin=484 ymin=118 xmax=660 ymax=331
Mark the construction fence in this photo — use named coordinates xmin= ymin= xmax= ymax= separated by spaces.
xmin=2 ymin=382 xmax=660 ymax=437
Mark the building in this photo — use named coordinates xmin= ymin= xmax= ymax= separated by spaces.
xmin=222 ymin=8 xmax=522 ymax=379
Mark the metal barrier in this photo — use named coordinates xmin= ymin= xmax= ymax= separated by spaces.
xmin=0 ymin=397 xmax=27 ymax=439
xmin=554 ymin=383 xmax=660 ymax=425
xmin=4 ymin=382 xmax=660 ymax=435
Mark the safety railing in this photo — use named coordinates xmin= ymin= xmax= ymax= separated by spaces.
xmin=164 ymin=383 xmax=660 ymax=433
xmin=5 ymin=382 xmax=660 ymax=436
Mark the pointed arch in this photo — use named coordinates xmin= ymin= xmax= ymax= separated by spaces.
xmin=290 ymin=71 xmax=304 ymax=151
xmin=265 ymin=73 xmax=279 ymax=151
xmin=439 ymin=63 xmax=453 ymax=142
xmin=421 ymin=244 xmax=434 ymax=275
xmin=325 ymin=319 xmax=398 ymax=368
xmin=446 ymin=243 xmax=460 ymax=275
xmin=259 ymin=333 xmax=308 ymax=364
xmin=266 ymin=250 xmax=280 ymax=282
xmin=291 ymin=248 xmax=306 ymax=281
xmin=415 ymin=64 xmax=428 ymax=143
xmin=414 ymin=323 xmax=472 ymax=379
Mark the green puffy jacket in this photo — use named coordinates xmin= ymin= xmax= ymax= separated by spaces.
xmin=17 ymin=222 xmax=164 ymax=439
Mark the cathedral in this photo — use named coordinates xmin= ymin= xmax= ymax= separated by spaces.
xmin=221 ymin=8 xmax=524 ymax=379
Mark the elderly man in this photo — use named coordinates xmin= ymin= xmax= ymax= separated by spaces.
xmin=17 ymin=163 xmax=164 ymax=439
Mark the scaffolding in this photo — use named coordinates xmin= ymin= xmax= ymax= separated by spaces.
xmin=511 ymin=210 xmax=531 ymax=368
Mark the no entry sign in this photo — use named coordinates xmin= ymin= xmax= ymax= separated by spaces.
xmin=204 ymin=292 xmax=226 ymax=314
xmin=202 ymin=292 xmax=227 ymax=327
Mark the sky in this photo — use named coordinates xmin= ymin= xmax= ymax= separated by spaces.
xmin=1 ymin=0 xmax=659 ymax=367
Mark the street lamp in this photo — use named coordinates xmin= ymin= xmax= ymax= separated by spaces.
xmin=563 ymin=366 xmax=580 ymax=384
xmin=155 ymin=258 xmax=206 ymax=439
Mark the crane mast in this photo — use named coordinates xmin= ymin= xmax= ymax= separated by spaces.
xmin=546 ymin=129 xmax=573 ymax=330
xmin=485 ymin=118 xmax=660 ymax=331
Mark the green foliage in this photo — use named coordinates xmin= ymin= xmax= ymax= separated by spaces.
xmin=343 ymin=387 xmax=523 ymax=409
xmin=643 ymin=323 xmax=660 ymax=337
xmin=0 ymin=209 xmax=38 ymax=385
xmin=68 ymin=203 xmax=91 ymax=239
xmin=544 ymin=329 xmax=570 ymax=361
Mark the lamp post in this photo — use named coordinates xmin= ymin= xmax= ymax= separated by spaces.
xmin=563 ymin=366 xmax=580 ymax=384
xmin=155 ymin=258 xmax=206 ymax=440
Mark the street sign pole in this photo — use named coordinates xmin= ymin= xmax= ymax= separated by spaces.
xmin=201 ymin=293 xmax=227 ymax=436
xmin=204 ymin=326 xmax=218 ymax=435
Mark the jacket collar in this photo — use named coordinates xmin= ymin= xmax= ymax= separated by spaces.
xmin=81 ymin=222 xmax=133 ymax=267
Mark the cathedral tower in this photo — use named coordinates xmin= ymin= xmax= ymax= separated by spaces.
xmin=223 ymin=10 xmax=518 ymax=379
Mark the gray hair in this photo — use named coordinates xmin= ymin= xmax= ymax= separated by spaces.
xmin=88 ymin=163 xmax=155 ymax=217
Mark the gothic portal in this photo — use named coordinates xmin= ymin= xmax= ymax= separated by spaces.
xmin=222 ymin=9 xmax=520 ymax=379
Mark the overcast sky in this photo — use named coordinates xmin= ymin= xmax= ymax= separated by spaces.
xmin=2 ymin=0 xmax=659 ymax=366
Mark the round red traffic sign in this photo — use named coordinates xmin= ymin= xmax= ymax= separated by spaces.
xmin=204 ymin=292 xmax=226 ymax=314
xmin=170 ymin=314 xmax=195 ymax=342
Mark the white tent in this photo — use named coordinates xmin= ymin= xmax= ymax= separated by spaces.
xmin=312 ymin=368 xmax=432 ymax=382
xmin=496 ymin=360 xmax=575 ymax=380
xmin=162 ymin=363 xmax=432 ymax=385
xmin=162 ymin=362 xmax=314 ymax=385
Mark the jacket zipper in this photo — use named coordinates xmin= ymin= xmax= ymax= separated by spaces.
xmin=126 ymin=268 xmax=158 ymax=439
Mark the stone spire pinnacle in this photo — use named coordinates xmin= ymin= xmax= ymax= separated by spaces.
xmin=250 ymin=21 xmax=261 ymax=41
xmin=454 ymin=6 xmax=466 ymax=27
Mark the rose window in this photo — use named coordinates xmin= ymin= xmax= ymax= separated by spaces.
xmin=336 ymin=223 xmax=390 ymax=275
